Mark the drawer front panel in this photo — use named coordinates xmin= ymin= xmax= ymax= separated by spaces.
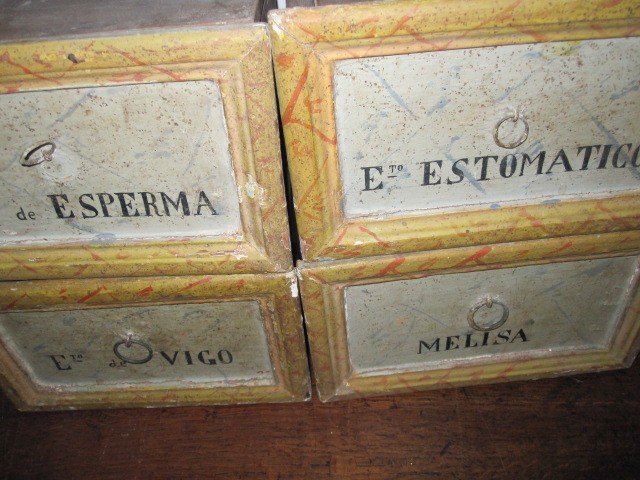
xmin=335 ymin=38 xmax=640 ymax=218
xmin=0 ymin=301 xmax=272 ymax=391
xmin=1 ymin=80 xmax=241 ymax=245
xmin=345 ymin=256 xmax=638 ymax=376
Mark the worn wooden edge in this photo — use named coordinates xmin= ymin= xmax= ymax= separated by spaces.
xmin=0 ymin=271 xmax=310 ymax=410
xmin=269 ymin=0 xmax=640 ymax=261
xmin=0 ymin=25 xmax=293 ymax=280
xmin=298 ymin=231 xmax=640 ymax=401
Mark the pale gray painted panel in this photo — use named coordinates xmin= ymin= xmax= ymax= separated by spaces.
xmin=345 ymin=256 xmax=639 ymax=376
xmin=0 ymin=301 xmax=274 ymax=391
xmin=0 ymin=80 xmax=242 ymax=245
xmin=334 ymin=38 xmax=640 ymax=218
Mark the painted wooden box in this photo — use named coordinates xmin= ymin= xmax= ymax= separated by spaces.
xmin=299 ymin=232 xmax=640 ymax=400
xmin=0 ymin=0 xmax=292 ymax=280
xmin=270 ymin=0 xmax=640 ymax=261
xmin=0 ymin=271 xmax=309 ymax=410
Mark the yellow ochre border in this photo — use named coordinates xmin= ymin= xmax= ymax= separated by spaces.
xmin=0 ymin=25 xmax=292 ymax=280
xmin=298 ymin=231 xmax=640 ymax=401
xmin=0 ymin=271 xmax=310 ymax=410
xmin=269 ymin=0 xmax=640 ymax=261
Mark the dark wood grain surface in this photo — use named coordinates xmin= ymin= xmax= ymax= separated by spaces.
xmin=2 ymin=362 xmax=639 ymax=479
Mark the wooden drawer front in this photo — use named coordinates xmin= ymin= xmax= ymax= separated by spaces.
xmin=269 ymin=0 xmax=640 ymax=261
xmin=335 ymin=38 xmax=640 ymax=218
xmin=0 ymin=273 xmax=309 ymax=409
xmin=346 ymin=257 xmax=635 ymax=375
xmin=1 ymin=81 xmax=240 ymax=245
xmin=0 ymin=26 xmax=291 ymax=279
xmin=299 ymin=233 xmax=640 ymax=400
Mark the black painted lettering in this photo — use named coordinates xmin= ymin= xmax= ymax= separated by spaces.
xmin=577 ymin=145 xmax=601 ymax=170
xmin=362 ymin=166 xmax=384 ymax=191
xmin=47 ymin=194 xmax=75 ymax=219
xmin=493 ymin=330 xmax=512 ymax=345
xmin=198 ymin=350 xmax=216 ymax=365
xmin=195 ymin=191 xmax=217 ymax=216
xmin=632 ymin=145 xmax=640 ymax=167
xmin=218 ymin=350 xmax=233 ymax=364
xmin=184 ymin=351 xmax=194 ymax=365
xmin=115 ymin=192 xmax=140 ymax=217
xmin=519 ymin=151 xmax=546 ymax=176
xmin=79 ymin=194 xmax=99 ymax=219
xmin=97 ymin=193 xmax=115 ymax=217
xmin=446 ymin=158 xmax=468 ymax=185
xmin=161 ymin=191 xmax=190 ymax=216
xmin=445 ymin=335 xmax=459 ymax=350
xmin=597 ymin=144 xmax=613 ymax=169
xmin=140 ymin=192 xmax=163 ymax=217
xmin=48 ymin=354 xmax=72 ymax=371
xmin=546 ymin=149 xmax=572 ymax=174
xmin=160 ymin=351 xmax=179 ymax=365
xmin=465 ymin=333 xmax=478 ymax=348
xmin=421 ymin=160 xmax=443 ymax=186
xmin=499 ymin=154 xmax=517 ymax=178
xmin=474 ymin=156 xmax=498 ymax=181
xmin=418 ymin=338 xmax=440 ymax=354
xmin=613 ymin=144 xmax=632 ymax=168
xmin=511 ymin=329 xmax=528 ymax=343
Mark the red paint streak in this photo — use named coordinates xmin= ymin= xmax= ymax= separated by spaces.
xmin=77 ymin=285 xmax=106 ymax=304
xmin=138 ymin=286 xmax=153 ymax=297
xmin=82 ymin=247 xmax=105 ymax=261
xmin=116 ymin=253 xmax=130 ymax=260
xmin=235 ymin=279 xmax=247 ymax=289
xmin=276 ymin=53 xmax=295 ymax=70
xmin=107 ymin=46 xmax=182 ymax=81
xmin=3 ymin=294 xmax=27 ymax=311
xmin=519 ymin=209 xmax=551 ymax=233
xmin=13 ymin=259 xmax=37 ymax=273
xmin=517 ymin=28 xmax=547 ymax=42
xmin=454 ymin=246 xmax=492 ymax=268
xmin=600 ymin=0 xmax=623 ymax=7
xmin=332 ymin=225 xmax=350 ymax=248
xmin=282 ymin=62 xmax=309 ymax=124
xmin=375 ymin=256 xmax=405 ymax=277
xmin=262 ymin=202 xmax=278 ymax=222
xmin=177 ymin=276 xmax=212 ymax=292
xmin=416 ymin=258 xmax=438 ymax=271
xmin=286 ymin=118 xmax=337 ymax=145
xmin=358 ymin=226 xmax=391 ymax=248
xmin=73 ymin=264 xmax=89 ymax=277
xmin=553 ymin=241 xmax=573 ymax=254
xmin=0 ymin=51 xmax=61 ymax=85
xmin=496 ymin=365 xmax=516 ymax=379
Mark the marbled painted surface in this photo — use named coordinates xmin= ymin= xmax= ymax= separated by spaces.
xmin=1 ymin=80 xmax=241 ymax=245
xmin=345 ymin=256 xmax=639 ymax=376
xmin=0 ymin=301 xmax=274 ymax=391
xmin=334 ymin=38 xmax=640 ymax=218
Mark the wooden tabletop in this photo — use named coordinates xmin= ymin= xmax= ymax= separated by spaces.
xmin=2 ymin=361 xmax=639 ymax=479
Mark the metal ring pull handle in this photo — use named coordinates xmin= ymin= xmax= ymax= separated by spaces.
xmin=21 ymin=142 xmax=56 ymax=167
xmin=113 ymin=335 xmax=153 ymax=364
xmin=467 ymin=297 xmax=509 ymax=332
xmin=493 ymin=111 xmax=529 ymax=149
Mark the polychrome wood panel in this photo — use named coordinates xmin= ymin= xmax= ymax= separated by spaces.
xmin=269 ymin=0 xmax=640 ymax=261
xmin=299 ymin=231 xmax=640 ymax=400
xmin=0 ymin=24 xmax=292 ymax=279
xmin=0 ymin=272 xmax=309 ymax=410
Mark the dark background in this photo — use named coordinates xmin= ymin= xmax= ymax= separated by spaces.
xmin=1 ymin=361 xmax=639 ymax=479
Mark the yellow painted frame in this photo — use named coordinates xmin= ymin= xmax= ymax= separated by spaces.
xmin=0 ymin=25 xmax=292 ymax=280
xmin=270 ymin=0 xmax=640 ymax=261
xmin=299 ymin=231 xmax=640 ymax=401
xmin=0 ymin=271 xmax=309 ymax=410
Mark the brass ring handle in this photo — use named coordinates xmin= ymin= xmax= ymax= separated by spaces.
xmin=21 ymin=142 xmax=56 ymax=167
xmin=493 ymin=112 xmax=529 ymax=149
xmin=113 ymin=336 xmax=153 ymax=364
xmin=467 ymin=297 xmax=509 ymax=332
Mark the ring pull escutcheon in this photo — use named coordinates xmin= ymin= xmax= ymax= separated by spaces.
xmin=468 ymin=297 xmax=510 ymax=332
